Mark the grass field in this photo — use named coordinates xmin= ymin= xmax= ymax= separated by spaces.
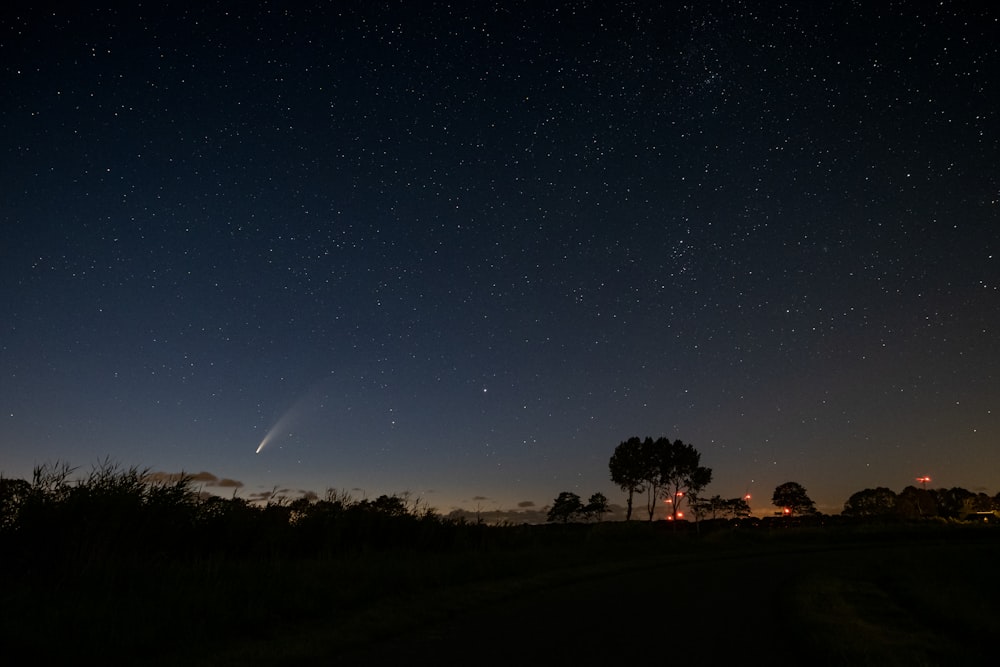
xmin=5 ymin=520 xmax=997 ymax=665
xmin=323 ymin=527 xmax=1000 ymax=666
xmin=785 ymin=537 xmax=1000 ymax=665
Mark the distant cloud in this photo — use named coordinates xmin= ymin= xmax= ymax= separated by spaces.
xmin=143 ymin=471 xmax=188 ymax=484
xmin=145 ymin=471 xmax=244 ymax=492
xmin=517 ymin=500 xmax=535 ymax=508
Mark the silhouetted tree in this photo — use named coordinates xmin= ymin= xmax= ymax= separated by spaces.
xmin=369 ymin=494 xmax=410 ymax=517
xmin=772 ymin=482 xmax=818 ymax=516
xmin=727 ymin=496 xmax=752 ymax=518
xmin=689 ymin=493 xmax=718 ymax=521
xmin=583 ymin=492 xmax=610 ymax=522
xmin=639 ymin=437 xmax=665 ymax=520
xmin=609 ymin=437 xmax=647 ymax=521
xmin=691 ymin=494 xmax=750 ymax=522
xmin=547 ymin=492 xmax=583 ymax=523
xmin=651 ymin=438 xmax=712 ymax=522
xmin=896 ymin=485 xmax=938 ymax=518
xmin=932 ymin=487 xmax=975 ymax=519
xmin=610 ymin=437 xmax=714 ymax=522
xmin=842 ymin=487 xmax=897 ymax=518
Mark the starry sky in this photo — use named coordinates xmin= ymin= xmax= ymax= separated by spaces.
xmin=2 ymin=2 xmax=998 ymax=516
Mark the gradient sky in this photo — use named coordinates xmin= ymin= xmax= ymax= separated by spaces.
xmin=3 ymin=2 xmax=998 ymax=517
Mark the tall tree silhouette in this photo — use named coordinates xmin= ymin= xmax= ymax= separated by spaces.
xmin=651 ymin=438 xmax=712 ymax=522
xmin=612 ymin=437 xmax=712 ymax=522
xmin=609 ymin=437 xmax=647 ymax=521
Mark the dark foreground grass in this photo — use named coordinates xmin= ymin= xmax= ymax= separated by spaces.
xmin=1 ymin=522 xmax=677 ymax=664
xmin=3 ymin=522 xmax=999 ymax=665
xmin=163 ymin=546 xmax=678 ymax=666
xmin=786 ymin=538 xmax=1000 ymax=665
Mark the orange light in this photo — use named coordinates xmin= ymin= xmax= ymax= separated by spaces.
xmin=783 ymin=507 xmax=791 ymax=515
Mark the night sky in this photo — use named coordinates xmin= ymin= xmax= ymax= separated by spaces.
xmin=3 ymin=2 xmax=998 ymax=516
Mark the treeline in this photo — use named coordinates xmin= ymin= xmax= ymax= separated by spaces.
xmin=767 ymin=480 xmax=1000 ymax=522
xmin=842 ymin=485 xmax=1000 ymax=521
xmin=0 ymin=462 xmax=556 ymax=573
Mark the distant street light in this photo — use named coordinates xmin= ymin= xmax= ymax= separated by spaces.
xmin=916 ymin=475 xmax=931 ymax=490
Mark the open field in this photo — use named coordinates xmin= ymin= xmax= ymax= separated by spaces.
xmin=4 ymin=521 xmax=997 ymax=665
xmin=213 ymin=527 xmax=1000 ymax=666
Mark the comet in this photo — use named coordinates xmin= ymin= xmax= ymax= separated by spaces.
xmin=254 ymin=431 xmax=274 ymax=454
xmin=255 ymin=379 xmax=334 ymax=454
xmin=255 ymin=406 xmax=298 ymax=454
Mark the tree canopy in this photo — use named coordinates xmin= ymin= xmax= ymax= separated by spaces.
xmin=610 ymin=436 xmax=711 ymax=521
xmin=655 ymin=439 xmax=712 ymax=522
xmin=609 ymin=437 xmax=646 ymax=521
xmin=843 ymin=487 xmax=897 ymax=518
xmin=583 ymin=492 xmax=610 ymax=522
xmin=895 ymin=485 xmax=938 ymax=519
xmin=546 ymin=491 xmax=584 ymax=523
xmin=692 ymin=494 xmax=751 ymax=520
xmin=546 ymin=491 xmax=611 ymax=523
xmin=772 ymin=482 xmax=818 ymax=516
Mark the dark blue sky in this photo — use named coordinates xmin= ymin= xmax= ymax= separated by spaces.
xmin=3 ymin=2 xmax=998 ymax=515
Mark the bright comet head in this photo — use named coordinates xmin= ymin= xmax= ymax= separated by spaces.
xmin=255 ymin=428 xmax=278 ymax=454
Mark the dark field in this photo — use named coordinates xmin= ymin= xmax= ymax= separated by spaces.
xmin=337 ymin=531 xmax=1000 ymax=666
xmin=4 ymin=520 xmax=998 ymax=666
